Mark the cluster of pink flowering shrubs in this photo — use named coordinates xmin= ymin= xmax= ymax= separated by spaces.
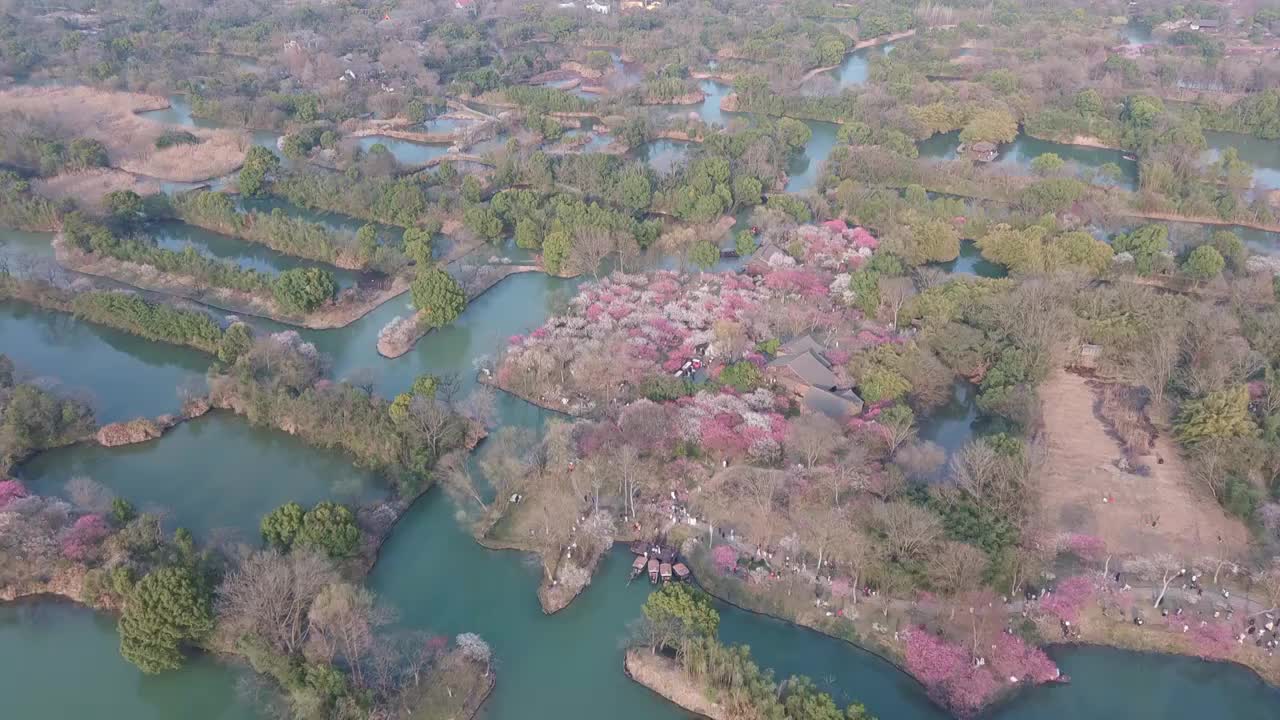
xmin=903 ymin=626 xmax=1058 ymax=716
xmin=0 ymin=479 xmax=119 ymax=596
xmin=496 ymin=223 xmax=880 ymax=405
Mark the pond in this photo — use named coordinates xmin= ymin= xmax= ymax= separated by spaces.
xmin=916 ymin=380 xmax=986 ymax=460
xmin=785 ymin=121 xmax=839 ymax=193
xmin=1203 ymin=131 xmax=1280 ymax=192
xmin=0 ymin=300 xmax=208 ymax=423
xmin=1121 ymin=23 xmax=1153 ymax=46
xmin=560 ymin=118 xmax=615 ymax=153
xmin=235 ymin=195 xmax=396 ymax=238
xmin=150 ymin=221 xmax=365 ymax=289
xmin=135 ymin=95 xmax=281 ymax=153
xmin=423 ymin=116 xmax=465 ymax=133
xmin=18 ymin=411 xmax=385 ymax=543
xmin=0 ymin=600 xmax=258 ymax=720
xmin=822 ymin=42 xmax=895 ymax=87
xmin=0 ymin=228 xmax=55 ymax=260
xmin=1162 ymin=221 xmax=1280 ymax=256
xmin=612 ymin=51 xmax=644 ymax=86
xmin=355 ymin=135 xmax=450 ymax=167
xmin=633 ymin=139 xmax=693 ymax=176
xmin=929 ymin=240 xmax=1007 ymax=279
xmin=985 ymin=645 xmax=1280 ymax=720
xmin=918 ymin=132 xmax=1139 ymax=191
xmin=641 ymin=82 xmax=840 ymax=194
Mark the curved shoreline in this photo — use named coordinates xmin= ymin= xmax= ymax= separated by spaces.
xmin=377 ymin=264 xmax=540 ymax=358
xmin=687 ymin=564 xmax=1280 ymax=717
xmin=623 ymin=649 xmax=722 ymax=720
xmin=52 ymin=231 xmax=415 ymax=329
xmin=684 ymin=571 xmax=936 ymax=700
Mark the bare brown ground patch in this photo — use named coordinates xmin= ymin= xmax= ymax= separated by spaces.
xmin=33 ymin=169 xmax=164 ymax=214
xmin=0 ymin=86 xmax=249 ymax=182
xmin=1038 ymin=371 xmax=1247 ymax=559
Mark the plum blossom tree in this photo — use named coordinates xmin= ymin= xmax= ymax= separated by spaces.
xmin=61 ymin=513 xmax=111 ymax=562
xmin=711 ymin=545 xmax=739 ymax=574
xmin=987 ymin=632 xmax=1059 ymax=684
xmin=1039 ymin=576 xmax=1095 ymax=622
xmin=0 ymin=478 xmax=28 ymax=508
xmin=903 ymin=627 xmax=1001 ymax=713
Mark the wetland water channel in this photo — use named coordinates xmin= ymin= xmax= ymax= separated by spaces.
xmin=4 ymin=91 xmax=1280 ymax=720
xmin=6 ymin=251 xmax=1280 ymax=720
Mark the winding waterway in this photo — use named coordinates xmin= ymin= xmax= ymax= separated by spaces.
xmin=151 ymin=220 xmax=364 ymax=289
xmin=6 ymin=89 xmax=1280 ymax=720
xmin=918 ymin=131 xmax=1140 ymax=191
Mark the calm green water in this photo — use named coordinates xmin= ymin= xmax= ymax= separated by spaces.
xmin=235 ymin=196 xmax=391 ymax=237
xmin=0 ymin=600 xmax=258 ymax=720
xmin=634 ymin=139 xmax=692 ymax=175
xmin=0 ymin=228 xmax=56 ymax=259
xmin=928 ymin=240 xmax=1007 ymax=279
xmin=356 ymin=135 xmax=450 ymax=166
xmin=786 ymin=121 xmax=839 ymax=193
xmin=10 ymin=90 xmax=1280 ymax=720
xmin=1203 ymin=131 xmax=1280 ymax=191
xmin=9 ymin=253 xmax=1280 ymax=718
xmin=823 ymin=43 xmax=894 ymax=87
xmin=917 ymin=380 xmax=984 ymax=460
xmin=918 ymin=131 xmax=1139 ymax=191
xmin=986 ymin=645 xmax=1280 ymax=720
xmin=151 ymin=220 xmax=363 ymax=289
xmin=1121 ymin=23 xmax=1153 ymax=45
xmin=1164 ymin=221 xmax=1280 ymax=255
xmin=18 ymin=411 xmax=383 ymax=542
xmin=638 ymin=80 xmax=835 ymax=193
xmin=0 ymin=300 xmax=208 ymax=422
xmin=136 ymin=95 xmax=281 ymax=152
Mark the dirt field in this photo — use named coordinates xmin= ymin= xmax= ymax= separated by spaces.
xmin=1037 ymin=371 xmax=1248 ymax=559
xmin=33 ymin=168 xmax=165 ymax=213
xmin=0 ymin=86 xmax=248 ymax=182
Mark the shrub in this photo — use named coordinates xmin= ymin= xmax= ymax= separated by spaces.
xmin=155 ymin=130 xmax=200 ymax=149
xmin=273 ymin=267 xmax=337 ymax=314
xmin=410 ymin=267 xmax=466 ymax=328
xmin=119 ymin=566 xmax=214 ymax=673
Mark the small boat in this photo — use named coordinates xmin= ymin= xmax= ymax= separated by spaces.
xmin=630 ymin=555 xmax=647 ymax=580
xmin=647 ymin=558 xmax=660 ymax=584
xmin=660 ymin=562 xmax=673 ymax=582
xmin=672 ymin=562 xmax=690 ymax=581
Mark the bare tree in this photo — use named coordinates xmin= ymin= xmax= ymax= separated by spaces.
xmin=840 ymin=530 xmax=882 ymax=604
xmin=612 ymin=444 xmax=644 ymax=520
xmin=479 ymin=427 xmax=539 ymax=517
xmin=617 ymin=399 xmax=672 ymax=455
xmin=871 ymin=501 xmax=942 ymax=562
xmin=65 ymin=476 xmax=114 ymax=513
xmin=893 ymin=440 xmax=946 ymax=481
xmin=456 ymin=386 xmax=497 ymax=430
xmin=569 ymin=226 xmax=615 ymax=279
xmin=1189 ymin=440 xmax=1232 ymax=502
xmin=1130 ymin=554 xmax=1183 ymax=609
xmin=455 ymin=633 xmax=492 ymax=676
xmin=307 ymin=582 xmax=395 ymax=687
xmin=405 ymin=395 xmax=461 ymax=459
xmin=439 ymin=451 xmax=488 ymax=515
xmin=217 ymin=549 xmax=339 ymax=657
xmin=927 ymin=541 xmax=988 ymax=596
xmin=878 ymin=275 xmax=916 ymax=329
xmin=1124 ymin=321 xmax=1183 ymax=409
xmin=786 ymin=413 xmax=839 ymax=469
